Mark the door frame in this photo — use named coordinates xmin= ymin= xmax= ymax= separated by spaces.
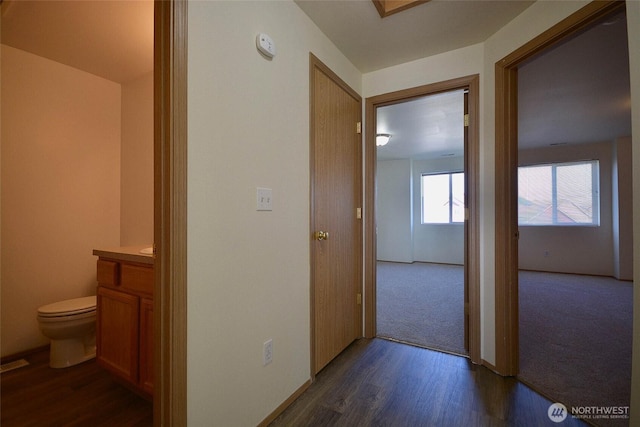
xmin=154 ymin=0 xmax=187 ymax=424
xmin=364 ymin=75 xmax=481 ymax=365
xmin=493 ymin=0 xmax=625 ymax=376
xmin=309 ymin=54 xmax=364 ymax=377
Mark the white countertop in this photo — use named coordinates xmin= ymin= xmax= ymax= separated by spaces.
xmin=93 ymin=245 xmax=155 ymax=265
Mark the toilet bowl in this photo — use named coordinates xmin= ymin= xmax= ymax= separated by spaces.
xmin=37 ymin=296 xmax=97 ymax=368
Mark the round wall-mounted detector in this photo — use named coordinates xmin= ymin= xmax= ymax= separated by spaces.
xmin=256 ymin=33 xmax=276 ymax=59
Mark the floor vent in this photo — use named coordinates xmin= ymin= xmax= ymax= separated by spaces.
xmin=0 ymin=358 xmax=30 ymax=374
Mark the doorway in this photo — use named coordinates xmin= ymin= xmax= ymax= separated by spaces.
xmin=494 ymin=0 xmax=628 ymax=378
xmin=375 ymin=90 xmax=467 ymax=356
xmin=364 ymin=75 xmax=481 ymax=364
xmin=495 ymin=1 xmax=633 ymax=417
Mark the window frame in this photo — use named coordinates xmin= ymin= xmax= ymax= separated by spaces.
xmin=420 ymin=171 xmax=465 ymax=225
xmin=517 ymin=159 xmax=600 ymax=227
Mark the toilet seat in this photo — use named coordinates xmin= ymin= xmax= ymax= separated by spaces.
xmin=38 ymin=296 xmax=96 ymax=318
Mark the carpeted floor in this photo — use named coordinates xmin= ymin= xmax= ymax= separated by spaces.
xmin=376 ymin=261 xmax=466 ymax=355
xmin=519 ymin=271 xmax=632 ymax=427
xmin=376 ymin=262 xmax=633 ymax=427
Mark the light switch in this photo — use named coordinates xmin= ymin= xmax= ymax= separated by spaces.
xmin=256 ymin=187 xmax=272 ymax=211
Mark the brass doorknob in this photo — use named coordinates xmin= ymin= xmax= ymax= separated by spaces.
xmin=314 ymin=231 xmax=329 ymax=241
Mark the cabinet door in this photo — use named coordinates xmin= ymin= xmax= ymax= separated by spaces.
xmin=139 ymin=297 xmax=154 ymax=395
xmin=97 ymin=287 xmax=139 ymax=384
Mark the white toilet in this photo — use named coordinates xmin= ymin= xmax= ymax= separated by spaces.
xmin=37 ymin=296 xmax=97 ymax=368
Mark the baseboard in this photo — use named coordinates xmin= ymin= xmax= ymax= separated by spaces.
xmin=1 ymin=345 xmax=49 ymax=365
xmin=257 ymin=378 xmax=312 ymax=427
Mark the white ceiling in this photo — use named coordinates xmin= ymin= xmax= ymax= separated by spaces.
xmin=376 ymin=90 xmax=465 ymax=160
xmin=518 ymin=10 xmax=631 ymax=150
xmin=374 ymin=8 xmax=630 ymax=160
xmin=1 ymin=0 xmax=631 ymax=159
xmin=295 ymin=0 xmax=535 ymax=73
xmin=1 ymin=0 xmax=154 ymax=84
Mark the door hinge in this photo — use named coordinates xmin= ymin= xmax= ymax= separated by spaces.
xmin=464 ymin=114 xmax=469 ymax=127
xmin=356 ymin=207 xmax=362 ymax=219
xmin=356 ymin=121 xmax=362 ymax=134
xmin=357 ymin=293 xmax=362 ymax=305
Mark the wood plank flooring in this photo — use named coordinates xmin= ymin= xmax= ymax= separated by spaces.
xmin=4 ymin=339 xmax=592 ymax=426
xmin=270 ymin=338 xmax=588 ymax=426
xmin=1 ymin=349 xmax=152 ymax=427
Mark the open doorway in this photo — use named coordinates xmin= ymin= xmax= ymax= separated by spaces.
xmin=496 ymin=2 xmax=633 ymax=423
xmin=515 ymin=7 xmax=632 ymax=420
xmin=364 ymin=75 xmax=481 ymax=364
xmin=375 ymin=90 xmax=467 ymax=356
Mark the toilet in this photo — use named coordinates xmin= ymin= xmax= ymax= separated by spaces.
xmin=37 ymin=296 xmax=97 ymax=368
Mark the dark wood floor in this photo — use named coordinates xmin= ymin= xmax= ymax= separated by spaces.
xmin=270 ymin=338 xmax=588 ymax=427
xmin=1 ymin=349 xmax=152 ymax=427
xmin=3 ymin=339 xmax=592 ymax=426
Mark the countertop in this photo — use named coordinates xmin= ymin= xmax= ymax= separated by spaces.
xmin=93 ymin=245 xmax=155 ymax=265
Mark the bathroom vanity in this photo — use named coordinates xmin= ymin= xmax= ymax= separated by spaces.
xmin=93 ymin=246 xmax=154 ymax=398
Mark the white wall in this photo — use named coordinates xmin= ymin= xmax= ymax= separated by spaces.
xmin=120 ymin=71 xmax=154 ymax=246
xmin=412 ymin=157 xmax=465 ymax=264
xmin=379 ymin=136 xmax=631 ymax=274
xmin=518 ymin=141 xmax=615 ymax=276
xmin=0 ymin=46 xmax=153 ymax=358
xmin=376 ymin=156 xmax=465 ymax=265
xmin=1 ymin=45 xmax=121 ymax=357
xmin=187 ymin=1 xmax=361 ymax=425
xmin=612 ymin=136 xmax=633 ymax=281
xmin=376 ymin=159 xmax=413 ymax=262
xmin=184 ymin=0 xmax=640 ymax=422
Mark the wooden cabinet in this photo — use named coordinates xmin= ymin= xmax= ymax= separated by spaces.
xmin=95 ymin=256 xmax=153 ymax=397
xmin=97 ymin=287 xmax=139 ymax=383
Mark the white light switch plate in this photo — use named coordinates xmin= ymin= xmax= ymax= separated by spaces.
xmin=256 ymin=187 xmax=272 ymax=211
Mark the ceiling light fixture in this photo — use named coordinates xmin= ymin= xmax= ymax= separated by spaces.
xmin=376 ymin=133 xmax=391 ymax=147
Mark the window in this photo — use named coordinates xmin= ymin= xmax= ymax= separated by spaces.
xmin=518 ymin=160 xmax=599 ymax=226
xmin=421 ymin=172 xmax=464 ymax=224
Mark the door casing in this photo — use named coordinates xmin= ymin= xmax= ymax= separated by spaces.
xmin=154 ymin=0 xmax=187 ymax=424
xmin=493 ymin=0 xmax=625 ymax=376
xmin=364 ymin=75 xmax=481 ymax=365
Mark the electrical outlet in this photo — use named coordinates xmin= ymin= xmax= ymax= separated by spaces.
xmin=263 ymin=339 xmax=273 ymax=366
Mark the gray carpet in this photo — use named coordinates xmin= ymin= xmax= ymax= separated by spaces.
xmin=376 ymin=262 xmax=632 ymax=427
xmin=376 ymin=261 xmax=466 ymax=355
xmin=519 ymin=271 xmax=632 ymax=427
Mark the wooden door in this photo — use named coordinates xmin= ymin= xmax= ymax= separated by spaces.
xmin=310 ymin=55 xmax=362 ymax=374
